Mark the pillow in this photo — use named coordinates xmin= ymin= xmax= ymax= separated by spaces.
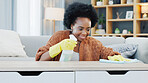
xmin=105 ymin=44 xmax=138 ymax=58
xmin=0 ymin=29 xmax=27 ymax=57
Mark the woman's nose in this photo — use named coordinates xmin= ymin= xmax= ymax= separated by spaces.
xmin=82 ymin=30 xmax=87 ymax=35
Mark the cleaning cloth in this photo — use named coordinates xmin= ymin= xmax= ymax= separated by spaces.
xmin=99 ymin=55 xmax=140 ymax=64
xmin=99 ymin=59 xmax=140 ymax=64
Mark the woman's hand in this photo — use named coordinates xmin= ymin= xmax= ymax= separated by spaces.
xmin=59 ymin=39 xmax=77 ymax=50
xmin=49 ymin=39 xmax=77 ymax=58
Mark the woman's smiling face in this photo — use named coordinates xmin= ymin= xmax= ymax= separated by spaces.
xmin=71 ymin=17 xmax=91 ymax=42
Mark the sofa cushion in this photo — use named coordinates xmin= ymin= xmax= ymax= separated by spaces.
xmin=0 ymin=29 xmax=27 ymax=57
xmin=20 ymin=36 xmax=50 ymax=57
xmin=105 ymin=44 xmax=138 ymax=58
xmin=126 ymin=37 xmax=148 ymax=63
xmin=93 ymin=37 xmax=125 ymax=46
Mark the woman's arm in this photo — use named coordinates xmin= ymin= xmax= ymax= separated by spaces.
xmin=100 ymin=45 xmax=120 ymax=59
xmin=39 ymin=51 xmax=52 ymax=61
xmin=35 ymin=30 xmax=71 ymax=61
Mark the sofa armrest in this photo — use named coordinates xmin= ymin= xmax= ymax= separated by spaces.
xmin=126 ymin=37 xmax=148 ymax=63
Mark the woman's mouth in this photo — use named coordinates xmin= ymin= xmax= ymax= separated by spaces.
xmin=79 ymin=36 xmax=86 ymax=40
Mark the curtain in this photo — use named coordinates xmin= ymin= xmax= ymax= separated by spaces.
xmin=0 ymin=0 xmax=12 ymax=30
xmin=15 ymin=0 xmax=41 ymax=36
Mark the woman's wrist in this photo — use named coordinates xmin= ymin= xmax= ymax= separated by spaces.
xmin=39 ymin=51 xmax=52 ymax=61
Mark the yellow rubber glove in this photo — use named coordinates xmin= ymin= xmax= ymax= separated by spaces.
xmin=49 ymin=39 xmax=77 ymax=58
xmin=108 ymin=55 xmax=131 ymax=61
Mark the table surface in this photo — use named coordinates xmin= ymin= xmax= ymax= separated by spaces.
xmin=0 ymin=61 xmax=148 ymax=71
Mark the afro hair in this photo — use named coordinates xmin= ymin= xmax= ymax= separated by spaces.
xmin=64 ymin=2 xmax=98 ymax=29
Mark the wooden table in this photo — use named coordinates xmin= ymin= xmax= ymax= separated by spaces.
xmin=0 ymin=61 xmax=148 ymax=83
xmin=0 ymin=61 xmax=147 ymax=71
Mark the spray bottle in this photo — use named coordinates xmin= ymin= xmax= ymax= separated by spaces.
xmin=59 ymin=34 xmax=77 ymax=61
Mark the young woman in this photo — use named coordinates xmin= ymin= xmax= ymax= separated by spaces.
xmin=35 ymin=2 xmax=120 ymax=61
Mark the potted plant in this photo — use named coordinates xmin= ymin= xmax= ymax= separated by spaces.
xmin=115 ymin=28 xmax=120 ymax=34
xmin=96 ymin=0 xmax=103 ymax=6
xmin=96 ymin=14 xmax=106 ymax=34
xmin=98 ymin=14 xmax=105 ymax=29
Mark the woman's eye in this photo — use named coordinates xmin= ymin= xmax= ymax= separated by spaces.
xmin=87 ymin=29 xmax=90 ymax=31
xmin=79 ymin=28 xmax=83 ymax=31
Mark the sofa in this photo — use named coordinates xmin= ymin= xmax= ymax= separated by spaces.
xmin=1 ymin=34 xmax=148 ymax=63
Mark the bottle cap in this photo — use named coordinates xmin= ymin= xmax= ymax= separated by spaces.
xmin=69 ymin=34 xmax=77 ymax=41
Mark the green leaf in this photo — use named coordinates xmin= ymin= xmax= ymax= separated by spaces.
xmin=98 ymin=14 xmax=105 ymax=25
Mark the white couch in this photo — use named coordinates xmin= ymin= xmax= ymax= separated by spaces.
xmin=21 ymin=36 xmax=148 ymax=63
xmin=1 ymin=36 xmax=148 ymax=63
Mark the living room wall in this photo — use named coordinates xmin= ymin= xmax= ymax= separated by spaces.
xmin=2 ymin=0 xmax=147 ymax=36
